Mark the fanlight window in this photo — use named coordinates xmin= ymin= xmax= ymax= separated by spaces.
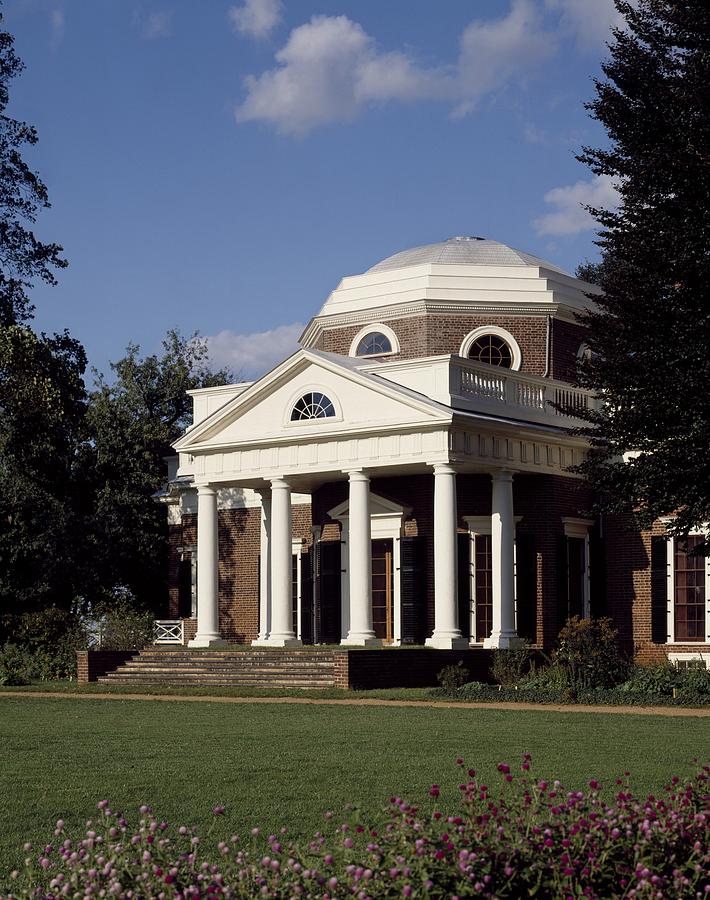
xmin=290 ymin=392 xmax=336 ymax=421
xmin=356 ymin=332 xmax=392 ymax=356
xmin=468 ymin=334 xmax=513 ymax=368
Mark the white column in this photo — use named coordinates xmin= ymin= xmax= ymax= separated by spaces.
xmin=252 ymin=490 xmax=271 ymax=646
xmin=189 ymin=485 xmax=226 ymax=648
xmin=344 ymin=470 xmax=379 ymax=645
xmin=426 ymin=463 xmax=467 ymax=649
xmin=266 ymin=477 xmax=301 ymax=647
xmin=484 ymin=470 xmax=519 ymax=649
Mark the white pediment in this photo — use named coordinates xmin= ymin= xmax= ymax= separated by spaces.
xmin=174 ymin=350 xmax=451 ymax=453
xmin=328 ymin=493 xmax=412 ymax=521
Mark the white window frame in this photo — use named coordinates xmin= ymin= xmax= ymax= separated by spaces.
xmin=665 ymin=530 xmax=710 ymax=645
xmin=349 ymin=323 xmax=400 ymax=358
xmin=463 ymin=515 xmax=522 ymax=644
xmin=292 ymin=540 xmax=303 ymax=640
xmin=561 ymin=517 xmax=593 ymax=619
xmin=459 ymin=326 xmax=523 ymax=371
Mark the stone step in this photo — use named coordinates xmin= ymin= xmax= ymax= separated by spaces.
xmin=98 ymin=675 xmax=334 ymax=687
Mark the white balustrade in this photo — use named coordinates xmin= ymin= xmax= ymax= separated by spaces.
xmin=455 ymin=360 xmax=595 ymax=425
xmin=154 ymin=620 xmax=184 ymax=644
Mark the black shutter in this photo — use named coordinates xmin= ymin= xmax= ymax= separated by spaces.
xmin=300 ymin=547 xmax=313 ymax=644
xmin=515 ymin=534 xmax=537 ymax=642
xmin=556 ymin=535 xmax=569 ymax=633
xmin=401 ymin=535 xmax=426 ymax=644
xmin=317 ymin=541 xmax=342 ymax=645
xmin=650 ymin=536 xmax=670 ymax=644
xmin=178 ymin=558 xmax=192 ymax=618
xmin=457 ymin=532 xmax=471 ymax=640
xmin=588 ymin=527 xmax=607 ymax=619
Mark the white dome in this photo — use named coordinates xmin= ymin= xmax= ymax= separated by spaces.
xmin=368 ymin=236 xmax=568 ymax=275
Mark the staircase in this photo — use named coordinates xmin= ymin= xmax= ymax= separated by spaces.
xmin=98 ymin=647 xmax=337 ymax=689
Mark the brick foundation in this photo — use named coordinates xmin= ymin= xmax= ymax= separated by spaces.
xmin=76 ymin=650 xmax=137 ymax=683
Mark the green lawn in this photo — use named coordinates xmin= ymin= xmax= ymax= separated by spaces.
xmin=0 ymin=697 xmax=708 ymax=876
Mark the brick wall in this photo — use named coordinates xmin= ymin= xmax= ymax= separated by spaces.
xmin=551 ymin=319 xmax=588 ymax=382
xmin=76 ymin=650 xmax=136 ymax=683
xmin=313 ymin=313 xmax=575 ymax=378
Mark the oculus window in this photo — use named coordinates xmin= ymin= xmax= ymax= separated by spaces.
xmin=356 ymin=332 xmax=393 ymax=356
xmin=468 ymin=334 xmax=513 ymax=368
xmin=290 ymin=392 xmax=336 ymax=421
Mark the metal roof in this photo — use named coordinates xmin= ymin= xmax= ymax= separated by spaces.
xmin=368 ymin=236 xmax=569 ymax=275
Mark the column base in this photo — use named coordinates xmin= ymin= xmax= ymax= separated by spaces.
xmin=250 ymin=638 xmax=272 ymax=647
xmin=425 ymin=633 xmax=469 ymax=650
xmin=342 ymin=632 xmax=381 ymax=647
xmin=261 ymin=634 xmax=302 ymax=648
xmin=483 ymin=632 xmax=522 ymax=649
xmin=188 ymin=635 xmax=228 ymax=648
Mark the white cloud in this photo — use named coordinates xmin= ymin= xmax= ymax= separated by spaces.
xmin=534 ymin=174 xmax=619 ymax=237
xmin=544 ymin=0 xmax=624 ymax=51
xmin=49 ymin=8 xmax=64 ymax=49
xmin=229 ymin=0 xmax=282 ymax=40
xmin=134 ymin=10 xmax=173 ymax=41
xmin=205 ymin=323 xmax=304 ymax=379
xmin=235 ymin=1 xmax=554 ymax=135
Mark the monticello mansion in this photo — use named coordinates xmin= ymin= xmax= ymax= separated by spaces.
xmin=157 ymin=236 xmax=709 ymax=669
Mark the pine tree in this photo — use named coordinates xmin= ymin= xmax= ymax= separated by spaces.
xmin=575 ymin=0 xmax=710 ymax=549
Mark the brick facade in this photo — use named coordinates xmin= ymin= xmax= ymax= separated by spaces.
xmin=311 ymin=313 xmax=588 ymax=381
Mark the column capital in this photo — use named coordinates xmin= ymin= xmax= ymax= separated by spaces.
xmin=345 ymin=468 xmax=370 ymax=483
xmin=195 ymin=483 xmax=217 ymax=497
xmin=490 ymin=468 xmax=515 ymax=483
xmin=431 ymin=462 xmax=458 ymax=476
xmin=269 ymin=476 xmax=291 ymax=490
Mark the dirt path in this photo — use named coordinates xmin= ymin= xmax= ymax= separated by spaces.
xmin=1 ymin=690 xmax=709 ymax=717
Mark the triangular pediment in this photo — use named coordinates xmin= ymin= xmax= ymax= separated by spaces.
xmin=174 ymin=350 xmax=451 ymax=452
xmin=328 ymin=492 xmax=412 ymax=520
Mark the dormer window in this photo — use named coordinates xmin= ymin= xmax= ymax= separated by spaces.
xmin=460 ymin=326 xmax=522 ymax=371
xmin=290 ymin=392 xmax=336 ymax=421
xmin=356 ymin=332 xmax=392 ymax=356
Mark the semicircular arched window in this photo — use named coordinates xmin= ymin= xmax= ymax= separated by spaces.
xmin=468 ymin=334 xmax=513 ymax=368
xmin=290 ymin=392 xmax=336 ymax=421
xmin=356 ymin=331 xmax=393 ymax=356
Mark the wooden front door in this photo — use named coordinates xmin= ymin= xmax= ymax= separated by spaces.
xmin=371 ymin=538 xmax=394 ymax=643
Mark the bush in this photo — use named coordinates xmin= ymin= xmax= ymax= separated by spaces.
xmin=0 ymin=607 xmax=87 ymax=681
xmin=618 ymin=664 xmax=680 ymax=696
xmin=457 ymin=680 xmax=488 ymax=699
xmin=555 ymin=616 xmax=629 ymax=690
xmin=436 ymin=661 xmax=470 ymax=695
xmin=0 ymin=643 xmax=35 ymax=686
xmin=490 ymin=641 xmax=532 ymax=686
xmin=87 ymin=593 xmax=154 ymax=651
xmin=5 ymin=759 xmax=709 ymax=898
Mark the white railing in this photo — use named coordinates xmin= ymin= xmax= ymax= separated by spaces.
xmin=154 ymin=620 xmax=184 ymax=644
xmin=454 ymin=359 xmax=595 ymax=426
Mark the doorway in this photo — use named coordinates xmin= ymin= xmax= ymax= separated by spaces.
xmin=371 ymin=538 xmax=394 ymax=643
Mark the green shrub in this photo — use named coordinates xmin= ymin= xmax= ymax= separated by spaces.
xmin=457 ymin=680 xmax=488 ymax=699
xmin=618 ymin=663 xmax=680 ymax=696
xmin=490 ymin=641 xmax=532 ymax=686
xmin=437 ymin=661 xmax=470 ymax=695
xmin=555 ymin=616 xmax=629 ymax=690
xmin=87 ymin=594 xmax=154 ymax=651
xmin=0 ymin=643 xmax=35 ymax=686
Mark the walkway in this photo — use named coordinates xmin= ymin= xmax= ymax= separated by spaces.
xmin=1 ymin=690 xmax=709 ymax=717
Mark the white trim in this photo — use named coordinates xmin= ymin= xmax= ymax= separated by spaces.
xmin=562 ymin=517 xmax=592 ymax=618
xmin=668 ymin=651 xmax=709 ymax=668
xmin=665 ymin=531 xmax=710 ymax=645
xmin=292 ymin=539 xmax=303 ymax=640
xmin=349 ymin=323 xmax=400 ymax=358
xmin=459 ymin=326 xmax=523 ymax=371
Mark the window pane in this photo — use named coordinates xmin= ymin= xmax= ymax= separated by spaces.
xmin=356 ymin=332 xmax=393 ymax=356
xmin=674 ymin=537 xmax=706 ymax=642
xmin=468 ymin=334 xmax=513 ymax=368
xmin=474 ymin=534 xmax=493 ymax=641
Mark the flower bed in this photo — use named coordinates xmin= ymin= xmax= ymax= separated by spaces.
xmin=3 ymin=758 xmax=708 ymax=898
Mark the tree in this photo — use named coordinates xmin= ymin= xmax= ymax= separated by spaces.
xmin=0 ymin=11 xmax=67 ymax=325
xmin=0 ymin=327 xmax=89 ymax=614
xmin=86 ymin=330 xmax=231 ymax=610
xmin=574 ymin=0 xmax=710 ymax=550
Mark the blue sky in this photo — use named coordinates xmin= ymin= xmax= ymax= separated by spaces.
xmin=6 ymin=0 xmax=620 ymax=380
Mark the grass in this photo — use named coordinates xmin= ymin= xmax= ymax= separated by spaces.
xmin=1 ymin=697 xmax=709 ymax=877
